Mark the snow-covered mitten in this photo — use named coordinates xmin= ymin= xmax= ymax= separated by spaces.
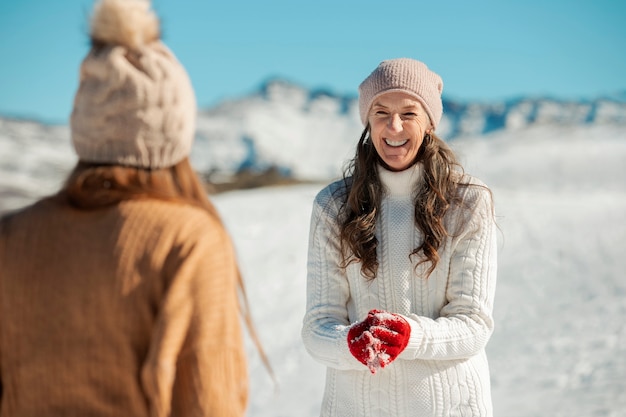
xmin=347 ymin=309 xmax=411 ymax=373
xmin=367 ymin=310 xmax=411 ymax=367
xmin=347 ymin=318 xmax=376 ymax=368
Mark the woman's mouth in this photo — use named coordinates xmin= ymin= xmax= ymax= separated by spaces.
xmin=385 ymin=139 xmax=408 ymax=148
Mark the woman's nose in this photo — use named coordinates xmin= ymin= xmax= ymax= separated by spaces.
xmin=387 ymin=114 xmax=403 ymax=132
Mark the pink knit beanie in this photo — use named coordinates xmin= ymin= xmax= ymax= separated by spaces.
xmin=70 ymin=0 xmax=196 ymax=169
xmin=358 ymin=58 xmax=444 ymax=129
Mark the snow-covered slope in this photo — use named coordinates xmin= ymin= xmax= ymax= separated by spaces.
xmin=1 ymin=83 xmax=626 ymax=416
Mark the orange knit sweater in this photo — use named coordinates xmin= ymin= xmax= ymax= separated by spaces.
xmin=0 ymin=196 xmax=248 ymax=416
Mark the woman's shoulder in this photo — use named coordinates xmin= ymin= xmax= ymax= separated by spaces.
xmin=313 ymin=177 xmax=350 ymax=212
xmin=463 ymin=173 xmax=489 ymax=188
xmin=453 ymin=173 xmax=495 ymax=218
xmin=121 ymin=200 xmax=236 ymax=259
xmin=455 ymin=172 xmax=492 ymax=197
xmin=1 ymin=195 xmax=63 ymax=229
xmin=120 ymin=199 xmax=224 ymax=237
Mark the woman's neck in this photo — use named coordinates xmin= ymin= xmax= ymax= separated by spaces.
xmin=377 ymin=163 xmax=424 ymax=198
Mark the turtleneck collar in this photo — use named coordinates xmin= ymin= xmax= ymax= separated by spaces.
xmin=377 ymin=163 xmax=424 ymax=198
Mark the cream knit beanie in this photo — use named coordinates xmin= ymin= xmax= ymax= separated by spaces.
xmin=70 ymin=0 xmax=196 ymax=169
xmin=358 ymin=58 xmax=444 ymax=130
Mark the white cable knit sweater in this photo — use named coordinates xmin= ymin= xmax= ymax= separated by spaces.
xmin=302 ymin=163 xmax=497 ymax=417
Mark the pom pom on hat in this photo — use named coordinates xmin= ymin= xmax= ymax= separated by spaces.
xmin=70 ymin=0 xmax=196 ymax=169
xmin=90 ymin=0 xmax=159 ymax=49
xmin=358 ymin=58 xmax=444 ymax=130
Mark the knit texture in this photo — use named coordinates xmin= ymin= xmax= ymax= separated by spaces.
xmin=70 ymin=0 xmax=196 ymax=169
xmin=0 ymin=197 xmax=247 ymax=416
xmin=301 ymin=163 xmax=497 ymax=417
xmin=358 ymin=58 xmax=444 ymax=129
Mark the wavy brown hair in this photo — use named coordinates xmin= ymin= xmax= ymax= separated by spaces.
xmin=60 ymin=158 xmax=273 ymax=379
xmin=339 ymin=127 xmax=473 ymax=280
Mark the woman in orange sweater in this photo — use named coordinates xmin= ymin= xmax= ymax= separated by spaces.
xmin=0 ymin=0 xmax=248 ymax=415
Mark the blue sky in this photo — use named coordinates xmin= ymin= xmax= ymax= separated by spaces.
xmin=0 ymin=0 xmax=624 ymax=123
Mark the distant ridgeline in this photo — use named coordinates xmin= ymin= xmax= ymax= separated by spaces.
xmin=440 ymin=93 xmax=626 ymax=138
xmin=1 ymin=79 xmax=625 ymax=193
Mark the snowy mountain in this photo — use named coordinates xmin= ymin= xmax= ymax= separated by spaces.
xmin=1 ymin=82 xmax=626 ymax=416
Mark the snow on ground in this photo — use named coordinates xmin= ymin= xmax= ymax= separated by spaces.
xmin=212 ymin=125 xmax=626 ymax=417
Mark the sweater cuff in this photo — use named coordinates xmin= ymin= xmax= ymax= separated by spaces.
xmin=398 ymin=315 xmax=423 ymax=360
xmin=338 ymin=325 xmax=360 ymax=368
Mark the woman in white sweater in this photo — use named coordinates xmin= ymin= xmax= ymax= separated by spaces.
xmin=301 ymin=58 xmax=498 ymax=416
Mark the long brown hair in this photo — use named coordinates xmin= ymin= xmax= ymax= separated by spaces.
xmin=62 ymin=158 xmax=274 ymax=379
xmin=339 ymin=127 xmax=471 ymax=279
xmin=63 ymin=158 xmax=217 ymax=213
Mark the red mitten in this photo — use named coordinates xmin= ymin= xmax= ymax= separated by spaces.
xmin=347 ymin=309 xmax=411 ymax=374
xmin=367 ymin=310 xmax=411 ymax=367
xmin=347 ymin=318 xmax=378 ymax=369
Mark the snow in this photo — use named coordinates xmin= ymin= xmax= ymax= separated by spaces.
xmin=1 ymin=117 xmax=625 ymax=415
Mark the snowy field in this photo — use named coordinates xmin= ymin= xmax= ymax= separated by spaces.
xmin=1 ymin=123 xmax=625 ymax=416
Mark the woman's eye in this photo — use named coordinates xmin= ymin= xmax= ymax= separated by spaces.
xmin=404 ymin=112 xmax=417 ymax=117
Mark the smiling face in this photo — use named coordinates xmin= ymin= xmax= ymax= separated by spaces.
xmin=368 ymin=92 xmax=432 ymax=172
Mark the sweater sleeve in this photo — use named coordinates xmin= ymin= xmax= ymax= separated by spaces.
xmin=141 ymin=213 xmax=248 ymax=417
xmin=400 ymin=185 xmax=498 ymax=361
xmin=301 ymin=187 xmax=365 ymax=371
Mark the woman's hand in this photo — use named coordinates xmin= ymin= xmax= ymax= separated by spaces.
xmin=347 ymin=309 xmax=411 ymax=373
